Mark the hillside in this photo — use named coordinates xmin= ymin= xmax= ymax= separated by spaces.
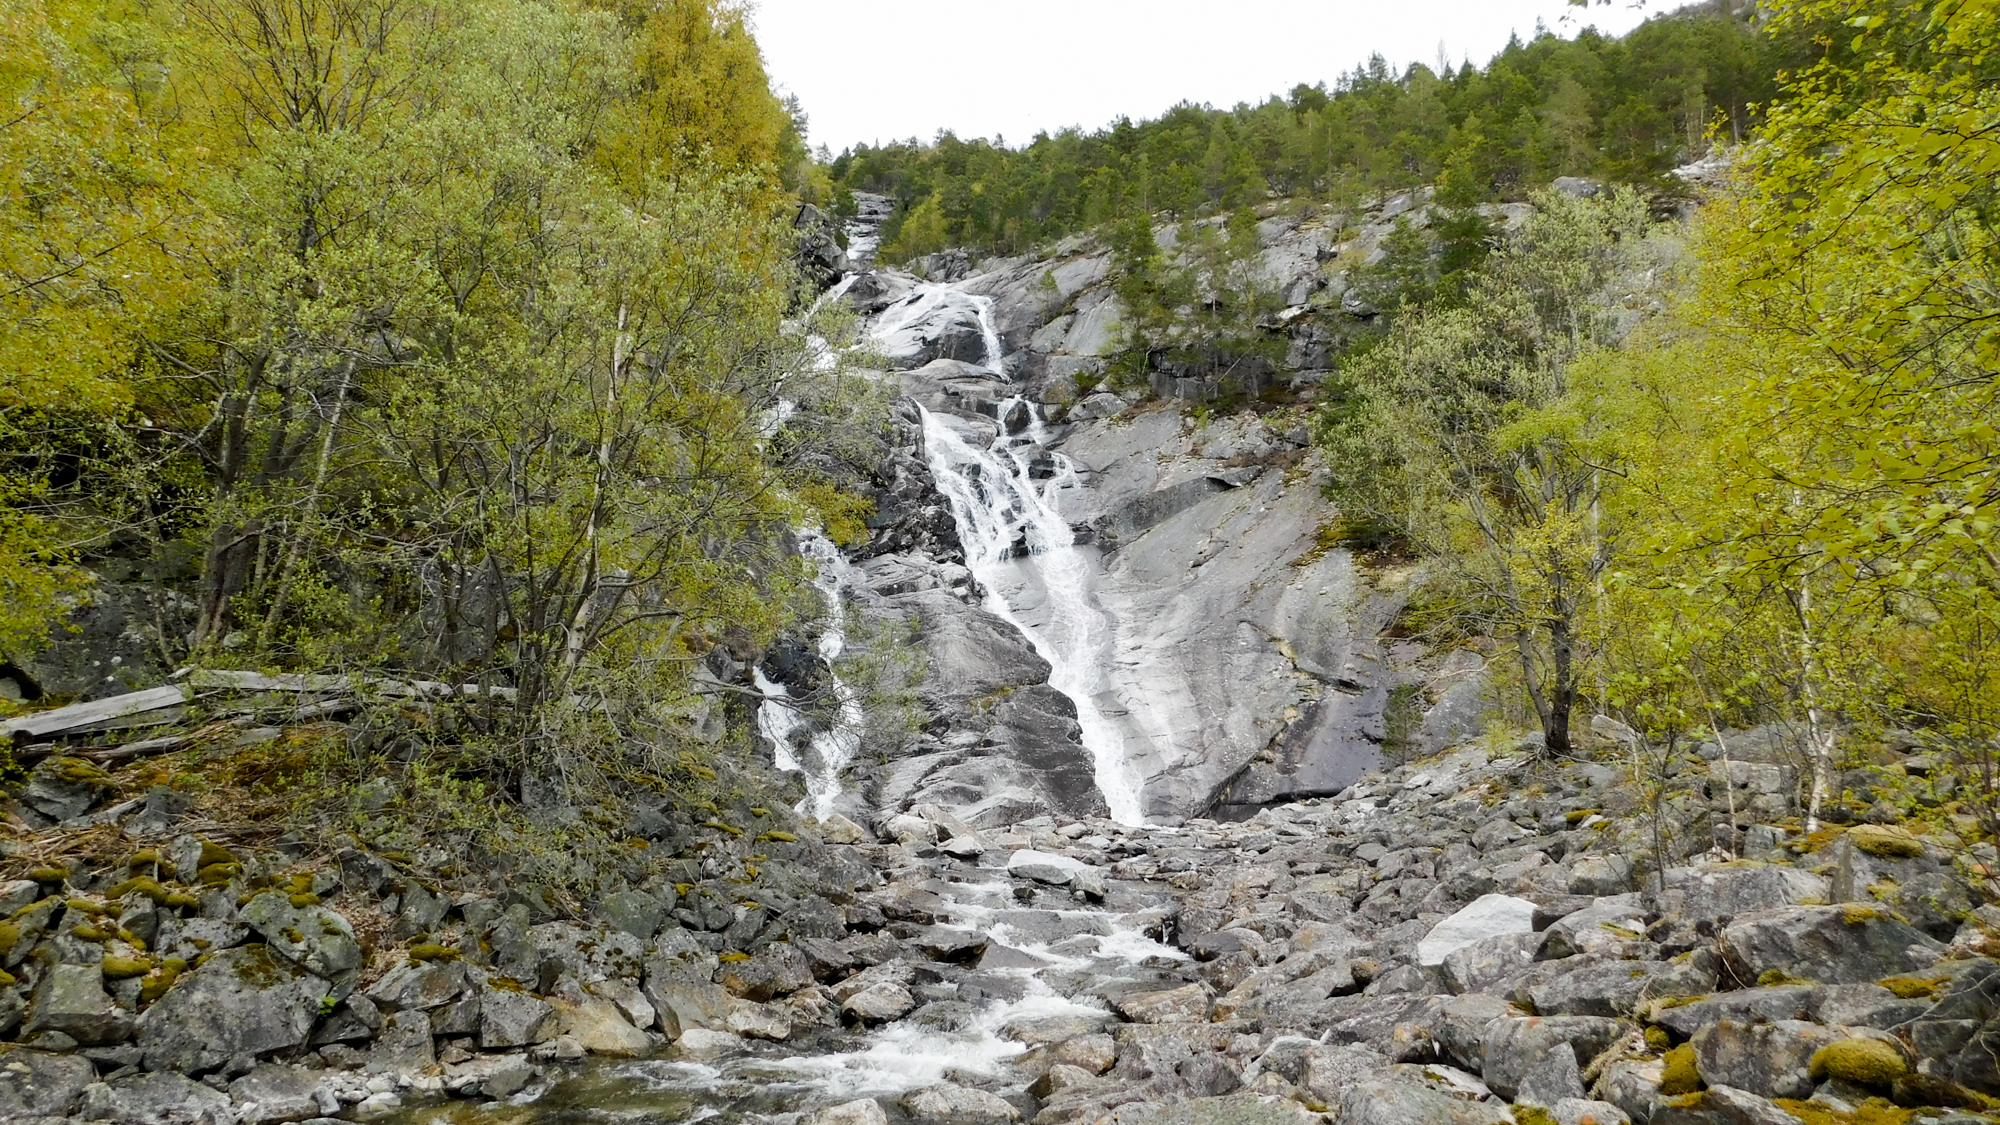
xmin=0 ymin=1 xmax=1998 ymax=1124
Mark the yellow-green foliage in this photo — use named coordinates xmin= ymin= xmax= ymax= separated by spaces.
xmin=27 ymin=867 xmax=67 ymax=884
xmin=1513 ymin=1107 xmax=1557 ymax=1125
xmin=1645 ymin=1026 xmax=1674 ymax=1051
xmin=407 ymin=944 xmax=461 ymax=964
xmin=1759 ymin=968 xmax=1813 ymax=987
xmin=1660 ymin=1044 xmax=1704 ymax=1096
xmin=1810 ymin=1039 xmax=1909 ymax=1087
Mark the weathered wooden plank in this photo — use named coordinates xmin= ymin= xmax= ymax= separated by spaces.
xmin=1 ymin=685 xmax=191 ymax=741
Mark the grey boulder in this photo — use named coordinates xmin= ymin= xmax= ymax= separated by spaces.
xmin=803 ymin=1099 xmax=891 ymax=1125
xmin=1692 ymin=1019 xmax=1851 ymax=1101
xmin=238 ymin=892 xmax=363 ymax=998
xmin=1720 ymin=905 xmax=1944 ymax=985
xmin=228 ymin=1063 xmax=320 ymax=1124
xmin=1531 ymin=956 xmax=1716 ymax=1018
xmin=1481 ymin=1016 xmax=1623 ymax=1099
xmin=78 ymin=1071 xmax=232 ymax=1125
xmin=1336 ymin=1075 xmax=1512 ymax=1125
xmin=137 ymin=946 xmax=328 ymax=1073
xmin=899 ymin=1082 xmax=1020 ymax=1125
xmin=0 ymin=1048 xmax=96 ymax=1116
xmin=26 ymin=964 xmax=132 ymax=1045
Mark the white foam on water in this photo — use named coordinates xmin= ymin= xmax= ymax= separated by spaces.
xmin=754 ymin=531 xmax=866 ymax=821
xmin=917 ymin=402 xmax=1145 ymax=824
xmin=751 ymin=988 xmax=1108 ymax=1098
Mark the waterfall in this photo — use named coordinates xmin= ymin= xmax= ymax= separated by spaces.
xmin=756 ymin=531 xmax=866 ymax=821
xmin=906 ymin=288 xmax=1144 ymax=823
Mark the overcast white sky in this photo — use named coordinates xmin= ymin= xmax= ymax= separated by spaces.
xmin=749 ymin=1 xmax=1661 ymax=155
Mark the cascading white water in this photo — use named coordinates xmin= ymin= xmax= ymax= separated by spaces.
xmin=754 ymin=532 xmax=865 ymax=821
xmin=908 ymin=290 xmax=1145 ymax=824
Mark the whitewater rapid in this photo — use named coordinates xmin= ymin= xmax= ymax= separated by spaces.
xmin=900 ymin=291 xmax=1145 ymax=825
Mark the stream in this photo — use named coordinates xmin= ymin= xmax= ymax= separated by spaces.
xmin=392 ymin=260 xmax=1174 ymax=1124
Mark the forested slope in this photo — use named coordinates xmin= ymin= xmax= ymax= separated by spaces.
xmin=829 ymin=1 xmax=1816 ymax=262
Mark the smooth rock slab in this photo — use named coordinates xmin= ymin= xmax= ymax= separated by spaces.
xmin=136 ymin=945 xmax=328 ymax=1073
xmin=1417 ymin=894 xmax=1537 ymax=966
xmin=900 ymin=1082 xmax=1020 ymax=1125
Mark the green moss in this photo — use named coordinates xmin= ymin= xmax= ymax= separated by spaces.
xmin=1879 ymin=974 xmax=1949 ymax=1000
xmin=1566 ymin=808 xmax=1602 ymax=824
xmin=101 ymin=955 xmax=153 ymax=979
xmin=1513 ymin=1107 xmax=1557 ymax=1125
xmin=196 ymin=842 xmax=236 ymax=868
xmin=1654 ymin=992 xmax=1710 ymax=1010
xmin=1759 ymin=968 xmax=1813 ymax=986
xmin=702 ymin=821 xmax=743 ymax=836
xmin=1661 ymin=1044 xmax=1704 ymax=1096
xmin=27 ymin=866 xmax=67 ymax=884
xmin=1773 ymin=1097 xmax=1915 ymax=1125
xmin=758 ymin=831 xmax=797 ymax=843
xmin=69 ymin=923 xmax=110 ymax=942
xmin=163 ymin=892 xmax=199 ymax=910
xmin=1646 ymin=1026 xmax=1674 ymax=1051
xmin=288 ymin=892 xmax=320 ymax=908
xmin=1810 ymin=1039 xmax=1909 ymax=1086
xmin=64 ymin=897 xmax=112 ymax=916
xmin=408 ymin=944 xmax=460 ymax=963
xmin=0 ymin=968 xmax=14 ymax=987
xmin=197 ymin=862 xmax=241 ymax=887
xmin=718 ymin=951 xmax=751 ymax=962
xmin=138 ymin=958 xmax=187 ymax=1004
xmin=1849 ymin=825 xmax=1925 ymax=859
xmin=107 ymin=877 xmax=170 ymax=904
xmin=1843 ymin=904 xmax=1884 ymax=925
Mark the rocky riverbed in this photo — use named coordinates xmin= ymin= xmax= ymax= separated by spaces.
xmin=2 ymin=740 xmax=1996 ymax=1125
